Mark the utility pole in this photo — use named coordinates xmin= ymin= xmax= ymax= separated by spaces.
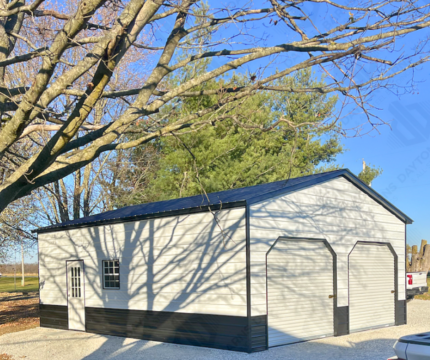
xmin=362 ymin=159 xmax=372 ymax=187
xmin=21 ymin=238 xmax=25 ymax=287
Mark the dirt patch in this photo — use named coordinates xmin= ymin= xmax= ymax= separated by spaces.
xmin=0 ymin=354 xmax=14 ymax=360
xmin=0 ymin=292 xmax=39 ymax=337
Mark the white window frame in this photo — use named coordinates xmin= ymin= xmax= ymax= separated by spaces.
xmin=102 ymin=260 xmax=120 ymax=290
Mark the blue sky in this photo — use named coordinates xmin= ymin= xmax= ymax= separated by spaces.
xmin=206 ymin=0 xmax=430 ymax=247
xmin=336 ymin=88 xmax=430 ymax=248
xmin=14 ymin=1 xmax=430 ymax=263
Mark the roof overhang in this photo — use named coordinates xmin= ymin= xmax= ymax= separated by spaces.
xmin=33 ymin=200 xmax=247 ymax=235
xmin=33 ymin=168 xmax=412 ymax=235
xmin=246 ymin=169 xmax=413 ymax=225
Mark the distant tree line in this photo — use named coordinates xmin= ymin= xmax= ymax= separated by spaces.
xmin=0 ymin=263 xmax=38 ymax=275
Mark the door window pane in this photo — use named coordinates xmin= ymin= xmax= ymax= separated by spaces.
xmin=70 ymin=266 xmax=81 ymax=298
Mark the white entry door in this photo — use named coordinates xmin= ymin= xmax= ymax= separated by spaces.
xmin=67 ymin=260 xmax=85 ymax=331
xmin=349 ymin=243 xmax=395 ymax=333
xmin=267 ymin=239 xmax=335 ymax=347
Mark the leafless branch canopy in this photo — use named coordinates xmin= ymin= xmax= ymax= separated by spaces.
xmin=0 ymin=0 xmax=429 ymax=213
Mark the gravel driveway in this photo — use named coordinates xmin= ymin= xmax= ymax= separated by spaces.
xmin=1 ymin=300 xmax=430 ymax=360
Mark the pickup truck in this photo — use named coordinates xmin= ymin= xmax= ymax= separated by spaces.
xmin=389 ymin=332 xmax=430 ymax=360
xmin=406 ymin=272 xmax=429 ymax=301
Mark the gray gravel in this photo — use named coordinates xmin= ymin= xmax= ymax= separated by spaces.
xmin=1 ymin=300 xmax=430 ymax=360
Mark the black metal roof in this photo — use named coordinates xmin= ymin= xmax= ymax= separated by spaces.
xmin=34 ymin=169 xmax=413 ymax=234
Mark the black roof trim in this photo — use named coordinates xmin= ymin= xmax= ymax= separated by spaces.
xmin=34 ymin=201 xmax=247 ymax=235
xmin=246 ymin=169 xmax=413 ymax=225
xmin=33 ymin=169 xmax=412 ymax=234
xmin=341 ymin=169 xmax=412 ymax=224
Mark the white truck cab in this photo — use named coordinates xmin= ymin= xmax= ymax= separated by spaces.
xmin=406 ymin=272 xmax=428 ymax=301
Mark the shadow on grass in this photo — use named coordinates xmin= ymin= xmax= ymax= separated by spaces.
xmin=0 ymin=295 xmax=39 ymax=326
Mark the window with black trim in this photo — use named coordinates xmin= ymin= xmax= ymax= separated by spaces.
xmin=103 ymin=260 xmax=120 ymax=289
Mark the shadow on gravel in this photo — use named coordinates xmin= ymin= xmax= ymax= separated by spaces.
xmin=77 ymin=335 xmax=398 ymax=360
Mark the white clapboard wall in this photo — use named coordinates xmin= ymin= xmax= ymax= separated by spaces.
xmin=249 ymin=176 xmax=405 ymax=316
xmin=38 ymin=207 xmax=247 ymax=316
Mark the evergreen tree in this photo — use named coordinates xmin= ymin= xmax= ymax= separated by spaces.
xmin=141 ymin=71 xmax=343 ymax=201
xmin=111 ymin=5 xmax=344 ymax=204
xmin=358 ymin=162 xmax=383 ymax=186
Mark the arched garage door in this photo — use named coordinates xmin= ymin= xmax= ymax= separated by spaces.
xmin=267 ymin=239 xmax=335 ymax=347
xmin=349 ymin=242 xmax=396 ymax=333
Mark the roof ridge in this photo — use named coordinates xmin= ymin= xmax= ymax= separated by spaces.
xmin=98 ymin=169 xmax=342 ymax=214
xmin=34 ymin=168 xmax=412 ymax=234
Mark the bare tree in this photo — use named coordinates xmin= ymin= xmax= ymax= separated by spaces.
xmin=0 ymin=195 xmax=37 ymax=260
xmin=0 ymin=0 xmax=430 ymax=214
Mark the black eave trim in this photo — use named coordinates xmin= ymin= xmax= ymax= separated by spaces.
xmin=339 ymin=172 xmax=412 ymax=224
xmin=246 ymin=170 xmax=412 ymax=224
xmin=34 ymin=201 xmax=247 ymax=234
xmin=33 ymin=169 xmax=412 ymax=235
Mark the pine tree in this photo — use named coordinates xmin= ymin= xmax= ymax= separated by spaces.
xmin=110 ymin=5 xmax=344 ymax=204
xmin=139 ymin=71 xmax=343 ymax=201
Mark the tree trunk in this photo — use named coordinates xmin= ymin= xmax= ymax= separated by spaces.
xmin=406 ymin=241 xmax=430 ymax=273
xmin=21 ymin=238 xmax=24 ymax=287
xmin=82 ymin=164 xmax=92 ymax=217
xmin=73 ymin=169 xmax=81 ymax=220
xmin=54 ymin=180 xmax=69 ymax=223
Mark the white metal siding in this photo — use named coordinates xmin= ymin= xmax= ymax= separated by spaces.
xmin=249 ymin=176 xmax=406 ymax=316
xmin=349 ymin=243 xmax=395 ymax=332
xmin=267 ymin=240 xmax=334 ymax=347
xmin=38 ymin=208 xmax=247 ymax=316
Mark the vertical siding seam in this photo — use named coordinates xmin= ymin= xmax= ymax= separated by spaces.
xmin=245 ymin=204 xmax=252 ymax=352
xmin=332 ymin=242 xmax=338 ymax=336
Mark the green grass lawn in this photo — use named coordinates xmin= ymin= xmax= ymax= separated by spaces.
xmin=0 ymin=277 xmax=39 ymax=293
xmin=415 ymin=277 xmax=430 ymax=300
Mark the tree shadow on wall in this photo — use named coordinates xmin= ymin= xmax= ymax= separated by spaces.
xmin=39 ymin=208 xmax=249 ymax=350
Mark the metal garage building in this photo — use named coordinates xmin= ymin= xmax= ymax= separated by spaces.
xmin=35 ymin=169 xmax=412 ymax=353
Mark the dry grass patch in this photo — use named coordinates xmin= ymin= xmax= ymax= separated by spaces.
xmin=415 ymin=278 xmax=430 ymax=300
